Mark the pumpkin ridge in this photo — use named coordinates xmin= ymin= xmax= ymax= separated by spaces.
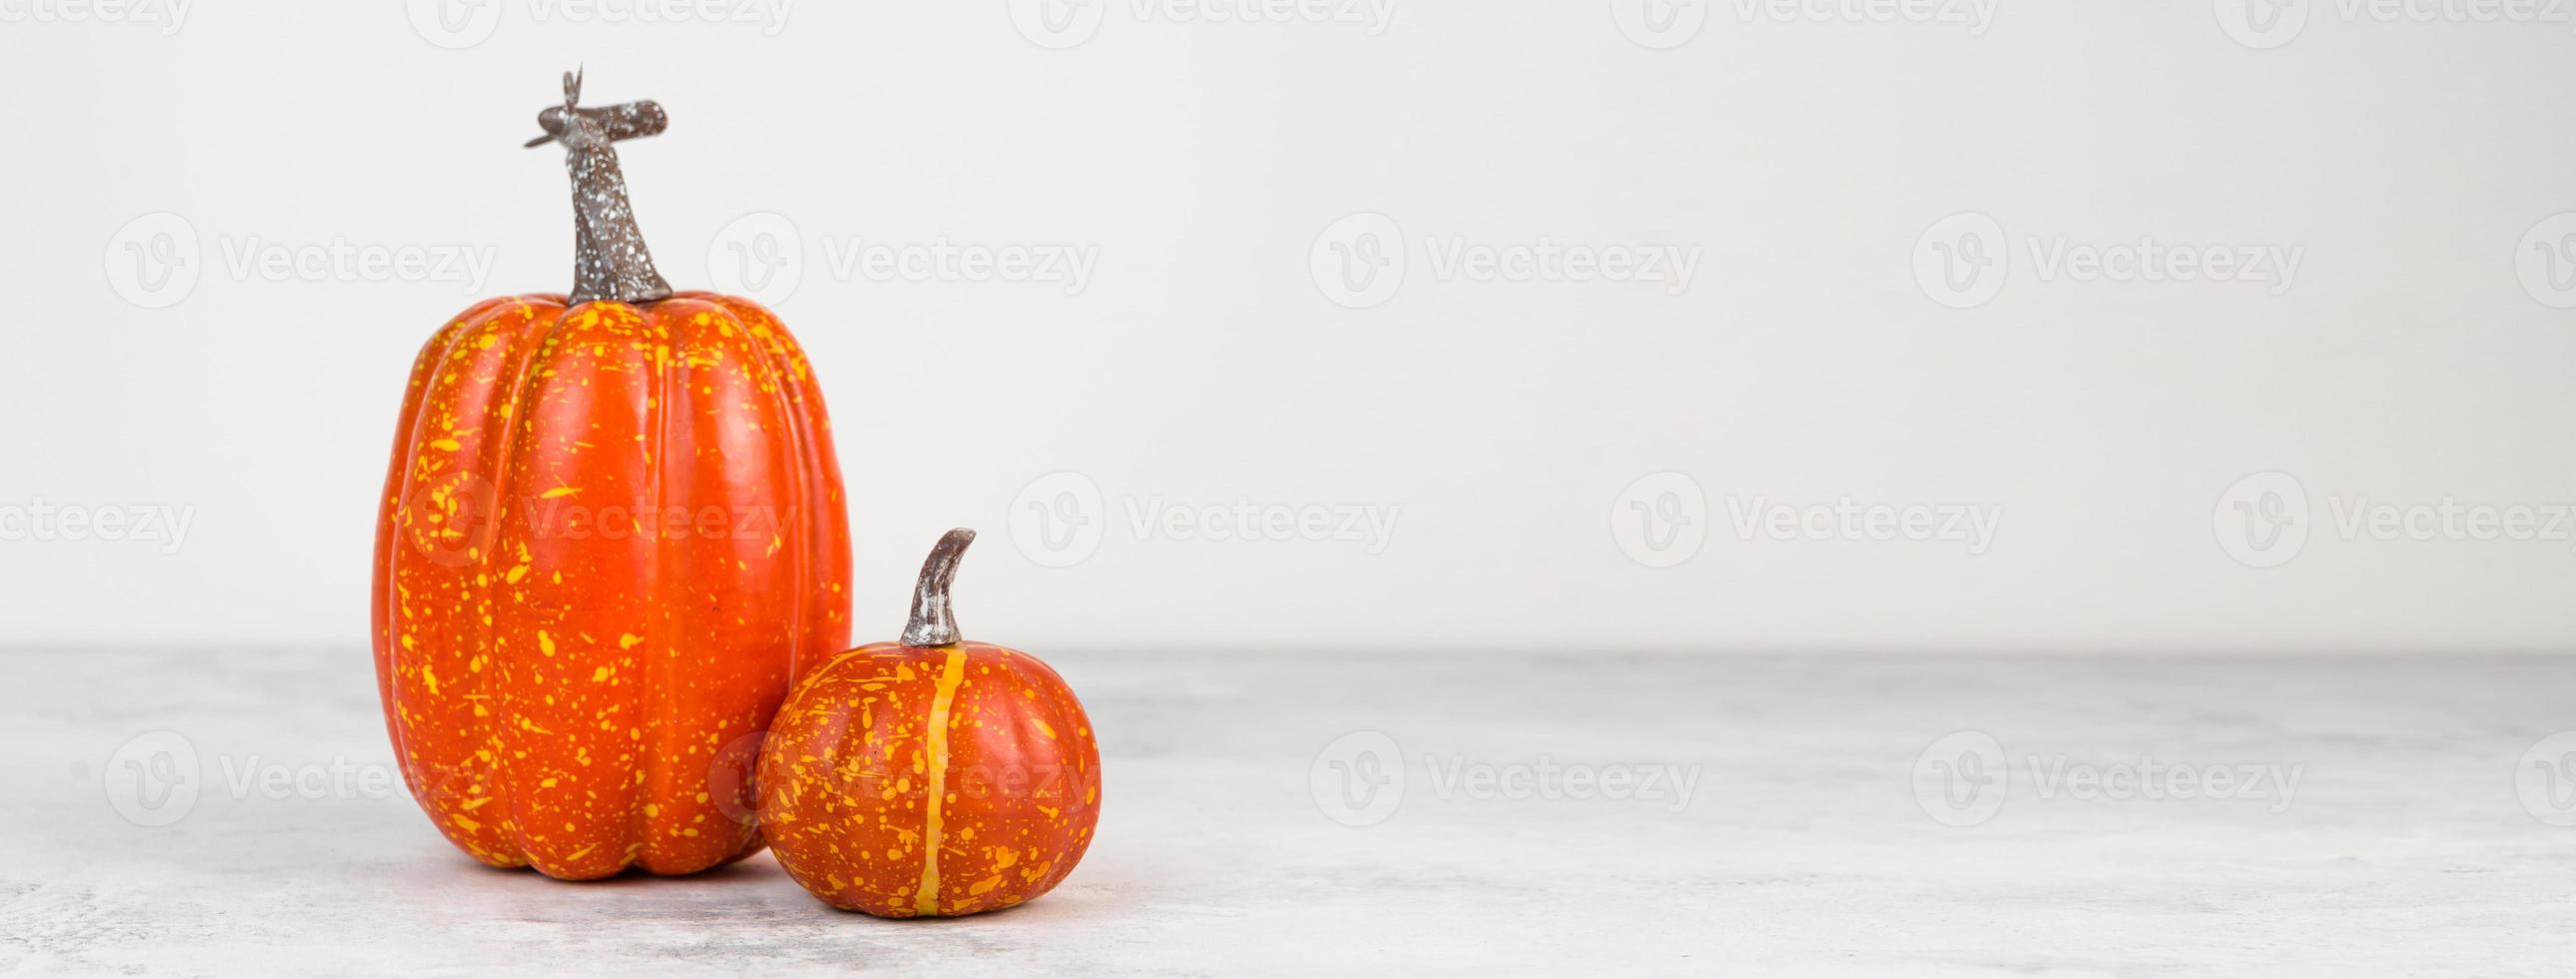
xmin=496 ymin=300 xmax=661 ymax=879
xmin=385 ymin=296 xmax=562 ymax=869
xmin=704 ymin=295 xmax=845 ymax=685
xmin=478 ymin=298 xmax=571 ymax=869
xmin=636 ymin=301 xmax=678 ymax=874
xmin=736 ymin=300 xmax=813 ymax=692
xmin=477 ymin=297 xmax=569 ymax=870
xmin=731 ymin=301 xmax=811 ymax=699
xmin=374 ymin=296 xmax=513 ymax=785
xmin=682 ymin=298 xmax=792 ymax=865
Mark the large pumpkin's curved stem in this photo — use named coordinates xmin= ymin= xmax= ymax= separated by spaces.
xmin=902 ymin=528 xmax=977 ymax=647
xmin=529 ymin=68 xmax=672 ymax=306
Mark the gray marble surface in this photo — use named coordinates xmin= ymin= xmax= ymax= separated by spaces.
xmin=6 ymin=646 xmax=2575 ymax=976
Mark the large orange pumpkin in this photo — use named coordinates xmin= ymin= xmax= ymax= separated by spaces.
xmin=757 ymin=529 xmax=1101 ymax=916
xmin=370 ymin=72 xmax=851 ymax=879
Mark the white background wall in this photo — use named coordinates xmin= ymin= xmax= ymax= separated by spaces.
xmin=3 ymin=1 xmax=2574 ymax=652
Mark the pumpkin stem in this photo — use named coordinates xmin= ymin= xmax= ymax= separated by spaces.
xmin=529 ymin=68 xmax=672 ymax=306
xmin=902 ymin=528 xmax=977 ymax=647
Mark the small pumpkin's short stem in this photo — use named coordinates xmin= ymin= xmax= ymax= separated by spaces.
xmin=902 ymin=529 xmax=977 ymax=647
xmin=529 ymin=69 xmax=672 ymax=306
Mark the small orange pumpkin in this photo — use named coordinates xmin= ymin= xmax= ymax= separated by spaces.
xmin=757 ymin=529 xmax=1102 ymax=916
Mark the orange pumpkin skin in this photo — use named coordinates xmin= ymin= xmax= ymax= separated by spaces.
xmin=371 ymin=291 xmax=851 ymax=879
xmin=756 ymin=640 xmax=1101 ymax=916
